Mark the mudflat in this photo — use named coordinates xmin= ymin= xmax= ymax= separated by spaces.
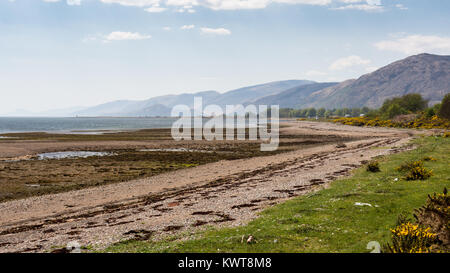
xmin=0 ymin=121 xmax=421 ymax=252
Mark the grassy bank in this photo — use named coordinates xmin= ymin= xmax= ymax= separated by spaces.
xmin=105 ymin=136 xmax=450 ymax=253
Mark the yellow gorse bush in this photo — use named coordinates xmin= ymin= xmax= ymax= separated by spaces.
xmin=395 ymin=160 xmax=433 ymax=180
xmin=422 ymin=156 xmax=437 ymax=162
xmin=333 ymin=115 xmax=450 ymax=129
xmin=390 ymin=223 xmax=437 ymax=239
xmin=386 ymin=188 xmax=449 ymax=253
xmin=396 ymin=160 xmax=423 ymax=172
xmin=386 ymin=222 xmax=438 ymax=253
xmin=405 ymin=166 xmax=433 ymax=181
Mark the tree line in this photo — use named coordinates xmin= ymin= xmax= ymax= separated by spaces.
xmin=279 ymin=107 xmax=371 ymax=118
xmin=279 ymin=93 xmax=450 ymax=120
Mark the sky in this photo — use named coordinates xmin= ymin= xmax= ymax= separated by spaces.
xmin=1 ymin=0 xmax=450 ymax=114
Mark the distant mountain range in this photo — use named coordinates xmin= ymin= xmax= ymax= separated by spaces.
xmin=6 ymin=53 xmax=450 ymax=117
xmin=73 ymin=80 xmax=313 ymax=117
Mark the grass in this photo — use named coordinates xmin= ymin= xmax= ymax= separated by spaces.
xmin=104 ymin=136 xmax=450 ymax=253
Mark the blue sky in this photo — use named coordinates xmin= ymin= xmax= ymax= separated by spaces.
xmin=1 ymin=0 xmax=450 ymax=114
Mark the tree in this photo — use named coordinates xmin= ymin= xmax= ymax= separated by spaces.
xmin=386 ymin=103 xmax=406 ymax=119
xmin=433 ymin=103 xmax=441 ymax=114
xmin=400 ymin=93 xmax=428 ymax=112
xmin=366 ymin=109 xmax=379 ymax=118
xmin=324 ymin=110 xmax=332 ymax=118
xmin=279 ymin=108 xmax=291 ymax=118
xmin=307 ymin=108 xmax=317 ymax=117
xmin=438 ymin=93 xmax=450 ymax=119
xmin=291 ymin=109 xmax=302 ymax=118
xmin=299 ymin=109 xmax=308 ymax=117
xmin=424 ymin=107 xmax=435 ymax=118
xmin=380 ymin=93 xmax=428 ymax=114
xmin=317 ymin=108 xmax=326 ymax=117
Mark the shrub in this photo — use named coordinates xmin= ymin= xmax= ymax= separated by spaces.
xmin=333 ymin=115 xmax=450 ymax=129
xmin=366 ymin=161 xmax=380 ymax=172
xmin=438 ymin=93 xmax=450 ymax=120
xmin=317 ymin=108 xmax=326 ymax=117
xmin=384 ymin=222 xmax=438 ymax=253
xmin=396 ymin=160 xmax=424 ymax=172
xmin=385 ymin=103 xmax=407 ymax=119
xmin=386 ymin=189 xmax=449 ymax=253
xmin=306 ymin=108 xmax=317 ymax=118
xmin=422 ymin=156 xmax=437 ymax=162
xmin=380 ymin=93 xmax=428 ymax=116
xmin=392 ymin=114 xmax=417 ymax=123
xmin=396 ymin=160 xmax=433 ymax=180
xmin=424 ymin=108 xmax=436 ymax=118
xmin=405 ymin=166 xmax=433 ymax=181
xmin=414 ymin=188 xmax=449 ymax=250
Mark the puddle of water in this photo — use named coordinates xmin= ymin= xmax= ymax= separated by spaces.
xmin=138 ymin=148 xmax=213 ymax=153
xmin=66 ymin=131 xmax=107 ymax=135
xmin=0 ymin=136 xmax=14 ymax=139
xmin=37 ymin=151 xmax=113 ymax=160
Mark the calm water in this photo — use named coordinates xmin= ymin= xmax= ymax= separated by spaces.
xmin=0 ymin=117 xmax=178 ymax=134
xmin=37 ymin=151 xmax=113 ymax=160
xmin=0 ymin=117 xmax=271 ymax=134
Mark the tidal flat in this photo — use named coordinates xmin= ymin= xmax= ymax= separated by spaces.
xmin=0 ymin=127 xmax=358 ymax=202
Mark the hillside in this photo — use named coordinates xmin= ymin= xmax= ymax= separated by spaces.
xmin=252 ymin=82 xmax=338 ymax=108
xmin=305 ymin=53 xmax=450 ymax=109
xmin=208 ymin=80 xmax=314 ymax=107
xmin=74 ymin=80 xmax=312 ymax=117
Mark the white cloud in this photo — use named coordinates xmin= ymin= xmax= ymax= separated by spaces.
xmin=395 ymin=4 xmax=407 ymax=10
xmin=100 ymin=0 xmax=160 ymax=7
xmin=104 ymin=31 xmax=151 ymax=41
xmin=145 ymin=4 xmax=167 ymax=12
xmin=95 ymin=0 xmax=380 ymax=12
xmin=200 ymin=27 xmax=231 ymax=35
xmin=163 ymin=26 xmax=172 ymax=31
xmin=180 ymin=24 xmax=195 ymax=29
xmin=331 ymin=0 xmax=383 ymax=12
xmin=42 ymin=0 xmax=61 ymax=2
xmin=332 ymin=4 xmax=382 ymax=11
xmin=329 ymin=55 xmax=371 ymax=70
xmin=374 ymin=34 xmax=450 ymax=55
xmin=67 ymin=0 xmax=81 ymax=5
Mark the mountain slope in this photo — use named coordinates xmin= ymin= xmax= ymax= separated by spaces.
xmin=306 ymin=53 xmax=450 ymax=109
xmin=208 ymin=80 xmax=315 ymax=107
xmin=252 ymin=82 xmax=338 ymax=108
xmin=74 ymin=91 xmax=220 ymax=117
xmin=74 ymin=80 xmax=312 ymax=117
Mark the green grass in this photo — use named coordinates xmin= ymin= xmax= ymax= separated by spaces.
xmin=104 ymin=136 xmax=450 ymax=253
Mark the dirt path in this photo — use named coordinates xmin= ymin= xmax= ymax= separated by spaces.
xmin=0 ymin=122 xmax=417 ymax=252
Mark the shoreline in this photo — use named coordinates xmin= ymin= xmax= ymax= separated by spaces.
xmin=0 ymin=121 xmax=421 ymax=252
